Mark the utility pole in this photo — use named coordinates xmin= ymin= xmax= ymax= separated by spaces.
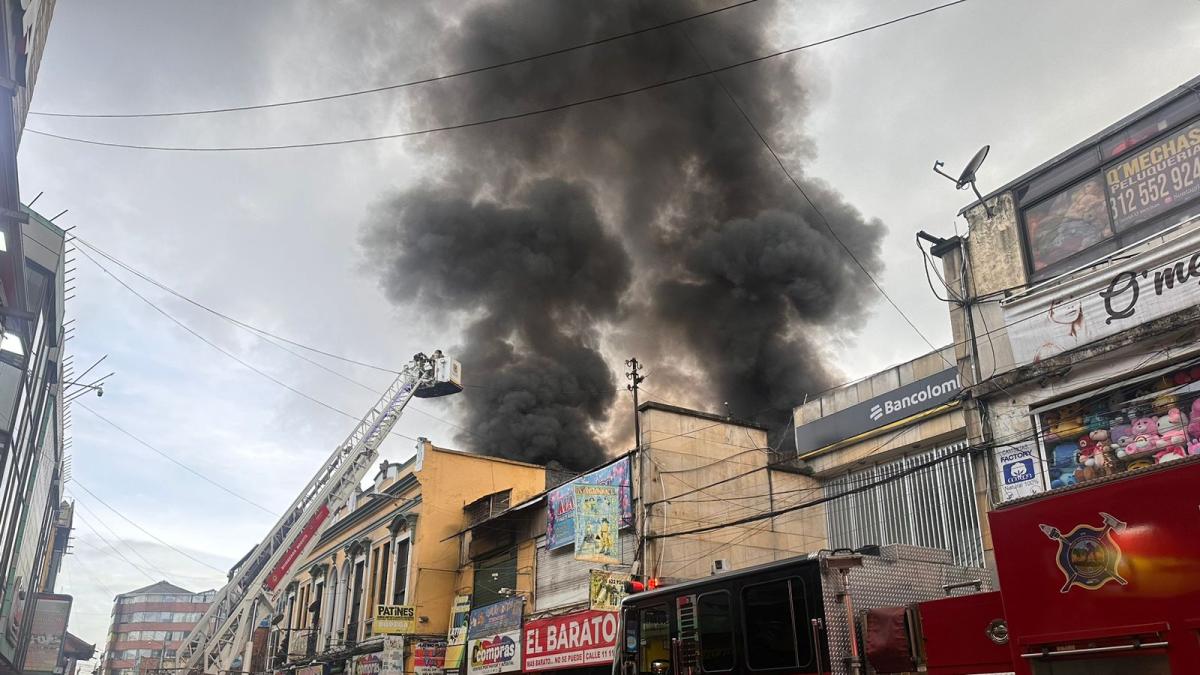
xmin=625 ymin=358 xmax=646 ymax=575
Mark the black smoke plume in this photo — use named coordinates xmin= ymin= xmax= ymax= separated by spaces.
xmin=364 ymin=1 xmax=884 ymax=468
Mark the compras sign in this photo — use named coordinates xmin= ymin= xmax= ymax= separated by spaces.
xmin=523 ymin=610 xmax=618 ymax=672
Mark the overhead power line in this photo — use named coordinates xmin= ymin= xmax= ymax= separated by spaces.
xmin=25 ymin=0 xmax=975 ymax=152
xmin=72 ymin=479 xmax=229 ymax=574
xmin=30 ymin=0 xmax=761 ymax=119
xmin=75 ymin=402 xmax=278 ymax=516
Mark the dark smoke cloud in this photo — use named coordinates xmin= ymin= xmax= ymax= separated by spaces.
xmin=363 ymin=1 xmax=884 ymax=467
xmin=363 ymin=180 xmax=629 ymax=468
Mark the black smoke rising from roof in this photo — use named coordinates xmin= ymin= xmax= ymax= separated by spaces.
xmin=363 ymin=0 xmax=884 ymax=468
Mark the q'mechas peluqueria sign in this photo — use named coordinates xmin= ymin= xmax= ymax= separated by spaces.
xmin=1003 ymin=223 xmax=1200 ymax=366
xmin=793 ymin=367 xmax=962 ymax=454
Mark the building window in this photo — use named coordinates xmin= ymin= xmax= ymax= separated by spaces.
xmin=1023 ymin=175 xmax=1114 ymax=272
xmin=392 ymin=538 xmax=410 ymax=605
xmin=824 ymin=441 xmax=983 ymax=567
xmin=472 ymin=548 xmax=516 ymax=609
xmin=465 ymin=490 xmax=511 ymax=525
xmin=376 ymin=542 xmax=390 ymax=606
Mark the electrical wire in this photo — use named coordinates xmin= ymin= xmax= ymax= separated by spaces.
xmin=72 ymin=513 xmax=157 ymax=582
xmin=72 ymin=479 xmax=230 ymax=574
xmin=678 ymin=24 xmax=953 ymax=370
xmin=31 ymin=0 xmax=762 ymax=119
xmin=74 ymin=402 xmax=278 ymax=516
xmin=25 ymin=0 xmax=976 ymax=152
xmin=72 ymin=497 xmax=176 ymax=579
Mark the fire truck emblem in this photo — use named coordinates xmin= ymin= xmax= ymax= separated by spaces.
xmin=1039 ymin=512 xmax=1128 ymax=593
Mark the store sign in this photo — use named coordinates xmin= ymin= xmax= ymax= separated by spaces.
xmin=445 ymin=594 xmax=471 ymax=672
xmin=413 ymin=638 xmax=447 ymax=675
xmin=572 ymin=485 xmax=620 ymax=564
xmin=467 ymin=598 xmax=523 ymax=675
xmin=523 ymin=610 xmax=618 ymax=672
xmin=23 ymin=594 xmax=71 ymax=675
xmin=793 ymin=367 xmax=962 ymax=454
xmin=297 ymin=665 xmax=326 ymax=675
xmin=589 ymin=570 xmax=630 ymax=612
xmin=1105 ymin=118 xmax=1200 ymax=230
xmin=1004 ymin=227 xmax=1200 ymax=366
xmin=266 ymin=504 xmax=330 ymax=590
xmin=995 ymin=442 xmax=1044 ymax=502
xmin=547 ymin=457 xmax=632 ymax=550
xmin=374 ymin=604 xmax=415 ymax=634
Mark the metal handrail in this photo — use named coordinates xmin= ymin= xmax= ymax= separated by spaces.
xmin=1021 ymin=640 xmax=1169 ymax=658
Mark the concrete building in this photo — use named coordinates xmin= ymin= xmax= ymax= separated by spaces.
xmin=0 ymin=206 xmax=73 ymax=674
xmin=927 ymin=76 xmax=1200 ymax=509
xmin=791 ymin=347 xmax=985 ymax=568
xmin=101 ymin=582 xmax=215 ymax=675
xmin=269 ymin=441 xmax=545 ymax=675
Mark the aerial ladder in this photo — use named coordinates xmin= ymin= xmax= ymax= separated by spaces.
xmin=175 ymin=351 xmax=462 ymax=674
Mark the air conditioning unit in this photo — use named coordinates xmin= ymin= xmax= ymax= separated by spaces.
xmin=711 ymin=559 xmax=730 ymax=575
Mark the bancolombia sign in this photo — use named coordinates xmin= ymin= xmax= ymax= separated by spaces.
xmin=1003 ymin=226 xmax=1200 ymax=366
xmin=793 ymin=367 xmax=962 ymax=454
xmin=523 ymin=611 xmax=618 ymax=672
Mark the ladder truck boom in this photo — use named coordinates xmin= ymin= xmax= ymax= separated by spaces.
xmin=176 ymin=351 xmax=462 ymax=674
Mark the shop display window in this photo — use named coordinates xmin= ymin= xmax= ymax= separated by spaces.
xmin=1038 ymin=363 xmax=1200 ymax=490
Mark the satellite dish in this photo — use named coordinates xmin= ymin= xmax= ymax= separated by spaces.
xmin=956 ymin=145 xmax=989 ymax=189
xmin=933 ymin=144 xmax=994 ymax=218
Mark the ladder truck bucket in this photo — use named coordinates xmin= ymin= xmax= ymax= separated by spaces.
xmin=414 ymin=351 xmax=463 ymax=398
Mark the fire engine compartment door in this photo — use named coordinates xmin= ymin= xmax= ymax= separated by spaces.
xmin=1027 ymin=652 xmax=1170 ymax=674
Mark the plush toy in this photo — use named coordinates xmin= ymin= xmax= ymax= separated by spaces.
xmin=1049 ymin=442 xmax=1080 ymax=489
xmin=1084 ymin=412 xmax=1107 ymax=433
xmin=1154 ymin=446 xmax=1187 ymax=464
xmin=1118 ymin=417 xmax=1161 ymax=459
xmin=1153 ymin=391 xmax=1180 ymax=414
xmin=1188 ymin=399 xmax=1200 ymax=440
xmin=1110 ymin=423 xmax=1134 ymax=452
xmin=1188 ymin=439 xmax=1200 ymax=456
xmin=1158 ymin=408 xmax=1189 ymax=446
xmin=1051 ymin=405 xmax=1085 ymax=440
xmin=1075 ymin=436 xmax=1106 ymax=481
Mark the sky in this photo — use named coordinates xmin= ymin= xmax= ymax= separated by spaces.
xmin=16 ymin=0 xmax=1200 ymax=662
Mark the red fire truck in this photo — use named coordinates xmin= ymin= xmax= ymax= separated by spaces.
xmin=885 ymin=456 xmax=1200 ymax=675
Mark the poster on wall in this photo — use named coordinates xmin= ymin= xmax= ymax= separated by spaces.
xmin=1104 ymin=118 xmax=1200 ymax=230
xmin=546 ymin=457 xmax=631 ymax=550
xmin=413 ymin=638 xmax=447 ymax=675
xmin=994 ymin=442 xmax=1044 ymax=502
xmin=353 ymin=653 xmax=381 ymax=675
xmin=572 ymin=485 xmax=620 ymax=564
xmin=467 ymin=598 xmax=523 ymax=675
xmin=22 ymin=594 xmax=71 ymax=675
xmin=444 ymin=594 xmax=471 ymax=672
xmin=523 ymin=610 xmax=619 ymax=671
xmin=588 ymin=570 xmax=630 ymax=612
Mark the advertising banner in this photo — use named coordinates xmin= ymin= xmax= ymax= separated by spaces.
xmin=572 ymin=486 xmax=620 ymax=564
xmin=23 ymin=594 xmax=71 ymax=675
xmin=523 ymin=610 xmax=619 ymax=672
xmin=995 ymin=442 xmax=1044 ymax=502
xmin=793 ymin=367 xmax=962 ymax=455
xmin=1105 ymin=118 xmax=1200 ymax=230
xmin=297 ymin=665 xmax=326 ymax=675
xmin=267 ymin=504 xmax=330 ymax=590
xmin=467 ymin=598 xmax=523 ymax=675
xmin=444 ymin=594 xmax=471 ymax=672
xmin=588 ymin=570 xmax=630 ymax=612
xmin=413 ymin=638 xmax=447 ymax=675
xmin=547 ymin=457 xmax=631 ymax=550
xmin=374 ymin=605 xmax=416 ymax=634
xmin=1003 ymin=227 xmax=1200 ymax=366
xmin=353 ymin=653 xmax=381 ymax=675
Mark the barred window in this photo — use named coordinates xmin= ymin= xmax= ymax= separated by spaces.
xmin=823 ymin=442 xmax=983 ymax=567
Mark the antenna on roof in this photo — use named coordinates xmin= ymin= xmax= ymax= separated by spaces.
xmin=933 ymin=145 xmax=993 ymax=218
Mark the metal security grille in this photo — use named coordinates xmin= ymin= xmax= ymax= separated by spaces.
xmin=823 ymin=441 xmax=983 ymax=567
